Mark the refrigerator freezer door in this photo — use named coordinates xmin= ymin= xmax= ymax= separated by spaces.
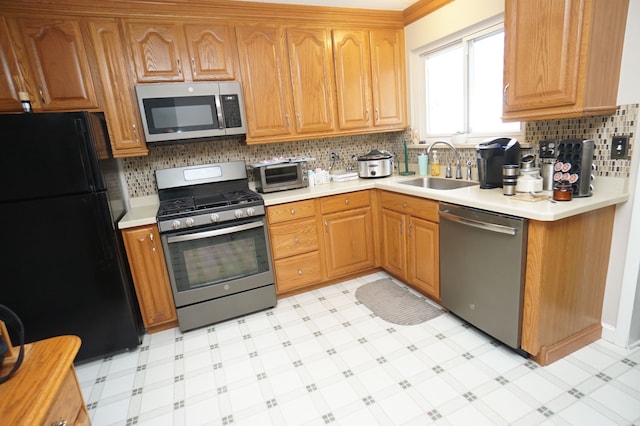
xmin=0 ymin=112 xmax=107 ymax=203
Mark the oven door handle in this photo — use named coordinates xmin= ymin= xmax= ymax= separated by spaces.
xmin=166 ymin=220 xmax=265 ymax=243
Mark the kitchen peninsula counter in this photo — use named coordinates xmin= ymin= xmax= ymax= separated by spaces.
xmin=260 ymin=175 xmax=629 ymax=221
xmin=119 ymin=176 xmax=628 ymax=228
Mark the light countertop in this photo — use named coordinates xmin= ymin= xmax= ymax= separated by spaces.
xmin=118 ymin=176 xmax=629 ymax=229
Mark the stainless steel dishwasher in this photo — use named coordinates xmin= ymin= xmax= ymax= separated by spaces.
xmin=439 ymin=202 xmax=528 ymax=351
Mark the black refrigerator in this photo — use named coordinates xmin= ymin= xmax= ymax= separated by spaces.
xmin=0 ymin=111 xmax=143 ymax=362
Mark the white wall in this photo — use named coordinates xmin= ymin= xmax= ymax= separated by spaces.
xmin=602 ymin=0 xmax=640 ymax=347
xmin=405 ymin=0 xmax=640 ymax=348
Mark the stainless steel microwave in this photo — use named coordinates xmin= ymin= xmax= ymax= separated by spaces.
xmin=135 ymin=82 xmax=246 ymax=143
xmin=253 ymin=161 xmax=309 ymax=193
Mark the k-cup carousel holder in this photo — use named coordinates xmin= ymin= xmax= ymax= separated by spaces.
xmin=555 ymin=139 xmax=594 ymax=197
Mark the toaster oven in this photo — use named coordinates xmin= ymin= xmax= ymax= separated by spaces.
xmin=253 ymin=161 xmax=309 ymax=193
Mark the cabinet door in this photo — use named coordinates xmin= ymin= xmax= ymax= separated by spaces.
xmin=286 ymin=27 xmax=335 ymax=134
xmin=332 ymin=29 xmax=371 ymax=130
xmin=380 ymin=208 xmax=406 ymax=279
xmin=503 ymin=0 xmax=581 ymax=112
xmin=370 ymin=29 xmax=405 ymax=127
xmin=407 ymin=216 xmax=440 ymax=299
xmin=126 ymin=21 xmax=186 ymax=82
xmin=122 ymin=225 xmax=178 ymax=331
xmin=322 ymin=207 xmax=375 ymax=278
xmin=87 ymin=19 xmax=148 ymax=157
xmin=0 ymin=17 xmax=23 ymax=111
xmin=15 ymin=17 xmax=98 ymax=110
xmin=183 ymin=23 xmax=235 ymax=81
xmin=236 ymin=24 xmax=294 ymax=138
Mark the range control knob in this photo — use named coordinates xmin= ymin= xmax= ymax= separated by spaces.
xmin=234 ymin=209 xmax=243 ymax=219
xmin=172 ymin=220 xmax=181 ymax=230
xmin=210 ymin=213 xmax=220 ymax=223
xmin=185 ymin=218 xmax=195 ymax=227
xmin=246 ymin=207 xmax=255 ymax=216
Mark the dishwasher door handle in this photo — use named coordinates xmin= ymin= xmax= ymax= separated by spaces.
xmin=439 ymin=210 xmax=517 ymax=236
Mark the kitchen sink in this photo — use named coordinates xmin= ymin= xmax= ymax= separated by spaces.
xmin=399 ymin=177 xmax=478 ymax=190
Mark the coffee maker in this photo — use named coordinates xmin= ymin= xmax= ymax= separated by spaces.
xmin=476 ymin=137 xmax=521 ymax=188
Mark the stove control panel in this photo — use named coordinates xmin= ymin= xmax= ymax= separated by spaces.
xmin=159 ymin=204 xmax=266 ymax=233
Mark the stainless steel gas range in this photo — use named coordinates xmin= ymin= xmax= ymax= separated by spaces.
xmin=155 ymin=161 xmax=276 ymax=332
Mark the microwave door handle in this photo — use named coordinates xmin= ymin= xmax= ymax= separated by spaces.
xmin=215 ymin=95 xmax=224 ymax=129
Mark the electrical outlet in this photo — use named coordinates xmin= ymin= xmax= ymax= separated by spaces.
xmin=611 ymin=135 xmax=629 ymax=159
xmin=330 ymin=150 xmax=339 ymax=161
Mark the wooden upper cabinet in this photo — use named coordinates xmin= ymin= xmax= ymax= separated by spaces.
xmin=286 ymin=27 xmax=335 ymax=134
xmin=0 ymin=17 xmax=23 ymax=111
xmin=332 ymin=29 xmax=371 ymax=130
xmin=8 ymin=16 xmax=98 ymax=110
xmin=235 ymin=24 xmax=294 ymax=139
xmin=502 ymin=0 xmax=629 ymax=121
xmin=125 ymin=20 xmax=236 ymax=83
xmin=183 ymin=23 xmax=235 ymax=81
xmin=87 ymin=19 xmax=148 ymax=157
xmin=125 ymin=21 xmax=185 ymax=82
xmin=370 ymin=29 xmax=405 ymax=127
xmin=332 ymin=28 xmax=406 ymax=131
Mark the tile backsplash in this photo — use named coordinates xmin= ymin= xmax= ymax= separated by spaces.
xmin=123 ymin=131 xmax=408 ymax=197
xmin=122 ymin=104 xmax=636 ymax=198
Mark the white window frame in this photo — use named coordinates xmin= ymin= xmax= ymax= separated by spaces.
xmin=413 ymin=19 xmax=523 ymax=147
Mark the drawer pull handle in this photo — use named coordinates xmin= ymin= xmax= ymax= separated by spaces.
xmin=290 ymin=209 xmax=296 ymax=215
xmin=52 ymin=419 xmax=68 ymax=426
xmin=298 ymin=269 xmax=303 ymax=275
xmin=191 ymin=58 xmax=196 ymax=75
xmin=408 ymin=221 xmax=414 ymax=237
xmin=293 ymin=237 xmax=300 ymax=244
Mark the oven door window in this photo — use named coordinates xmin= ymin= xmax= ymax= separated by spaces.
xmin=143 ymin=95 xmax=219 ymax=134
xmin=165 ymin=220 xmax=269 ymax=292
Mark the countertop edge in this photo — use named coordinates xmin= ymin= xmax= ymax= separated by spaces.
xmin=118 ymin=176 xmax=629 ymax=228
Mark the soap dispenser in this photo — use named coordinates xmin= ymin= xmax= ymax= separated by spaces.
xmin=430 ymin=150 xmax=440 ymax=177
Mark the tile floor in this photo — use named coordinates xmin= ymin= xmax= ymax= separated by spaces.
xmin=75 ymin=272 xmax=640 ymax=426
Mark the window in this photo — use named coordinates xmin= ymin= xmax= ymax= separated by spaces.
xmin=422 ymin=25 xmax=520 ymax=138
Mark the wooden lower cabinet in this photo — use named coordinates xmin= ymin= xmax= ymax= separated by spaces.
xmin=122 ymin=224 xmax=178 ymax=333
xmin=522 ymin=206 xmax=616 ymax=365
xmin=267 ymin=199 xmax=323 ymax=294
xmin=380 ymin=190 xmax=440 ymax=300
xmin=320 ymin=191 xmax=375 ymax=279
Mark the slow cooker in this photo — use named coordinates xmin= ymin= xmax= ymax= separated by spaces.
xmin=357 ymin=149 xmax=394 ymax=178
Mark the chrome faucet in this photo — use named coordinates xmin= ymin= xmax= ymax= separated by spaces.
xmin=427 ymin=140 xmax=462 ymax=179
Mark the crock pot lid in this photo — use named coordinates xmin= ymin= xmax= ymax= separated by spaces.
xmin=358 ymin=149 xmax=393 ymax=160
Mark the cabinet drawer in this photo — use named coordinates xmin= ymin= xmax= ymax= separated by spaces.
xmin=380 ymin=191 xmax=439 ymax=222
xmin=43 ymin=368 xmax=83 ymax=426
xmin=274 ymin=251 xmax=322 ymax=292
xmin=267 ymin=199 xmax=316 ymax=224
xmin=269 ymin=217 xmax=318 ymax=259
xmin=320 ymin=190 xmax=370 ymax=214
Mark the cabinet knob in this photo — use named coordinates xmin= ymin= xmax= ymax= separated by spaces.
xmin=345 ymin=199 xmax=350 ymax=205
xmin=290 ymin=209 xmax=296 ymax=215
xmin=52 ymin=419 xmax=68 ymax=426
xmin=402 ymin=202 xmax=407 ymax=208
xmin=293 ymin=237 xmax=300 ymax=244
xmin=298 ymin=269 xmax=303 ymax=275
xmin=38 ymin=84 xmax=46 ymax=104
